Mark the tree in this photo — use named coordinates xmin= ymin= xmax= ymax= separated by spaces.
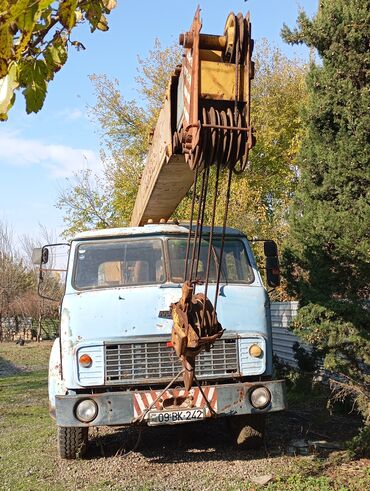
xmin=0 ymin=222 xmax=62 ymax=341
xmin=90 ymin=40 xmax=183 ymax=225
xmin=282 ymin=0 xmax=370 ymax=424
xmin=0 ymin=0 xmax=116 ymax=119
xmin=0 ymin=221 xmax=35 ymax=340
xmin=56 ymin=168 xmax=118 ymax=237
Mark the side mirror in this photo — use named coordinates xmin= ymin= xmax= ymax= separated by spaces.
xmin=32 ymin=247 xmax=50 ymax=266
xmin=32 ymin=248 xmax=43 ymax=265
xmin=264 ymin=240 xmax=280 ymax=288
xmin=264 ymin=240 xmax=278 ymax=258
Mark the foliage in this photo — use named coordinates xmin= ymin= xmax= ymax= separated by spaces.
xmin=282 ymin=0 xmax=370 ymax=422
xmin=0 ymin=221 xmax=35 ymax=320
xmin=0 ymin=0 xmax=116 ymax=119
xmin=347 ymin=426 xmax=370 ymax=458
xmin=273 ymin=342 xmax=320 ymax=394
xmin=234 ymin=41 xmax=306 ymax=241
xmin=56 ymin=168 xmax=118 ymax=237
xmin=263 ymin=474 xmax=335 ymax=491
xmin=91 ymin=40 xmax=182 ymax=226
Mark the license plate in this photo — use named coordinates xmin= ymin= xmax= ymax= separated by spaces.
xmin=147 ymin=408 xmax=205 ymax=426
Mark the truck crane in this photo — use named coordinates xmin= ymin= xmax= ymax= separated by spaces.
xmin=34 ymin=9 xmax=286 ymax=460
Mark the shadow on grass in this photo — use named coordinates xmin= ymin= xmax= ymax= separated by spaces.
xmin=0 ymin=354 xmax=21 ymax=377
xmin=0 ymin=367 xmax=47 ymax=395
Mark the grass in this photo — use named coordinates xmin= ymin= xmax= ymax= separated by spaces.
xmin=0 ymin=341 xmax=369 ymax=491
xmin=0 ymin=343 xmax=57 ymax=490
xmin=0 ymin=341 xmax=53 ymax=372
xmin=258 ymin=459 xmax=370 ymax=491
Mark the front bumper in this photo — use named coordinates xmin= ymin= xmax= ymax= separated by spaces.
xmin=55 ymin=379 xmax=287 ymax=427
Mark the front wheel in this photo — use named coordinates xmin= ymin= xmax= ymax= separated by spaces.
xmin=228 ymin=414 xmax=266 ymax=449
xmin=57 ymin=426 xmax=88 ymax=459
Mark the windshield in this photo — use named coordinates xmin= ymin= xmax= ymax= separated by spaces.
xmin=74 ymin=239 xmax=165 ymax=290
xmin=168 ymin=238 xmax=254 ymax=284
xmin=73 ymin=236 xmax=254 ymax=290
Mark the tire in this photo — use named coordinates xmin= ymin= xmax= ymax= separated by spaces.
xmin=57 ymin=426 xmax=88 ymax=459
xmin=228 ymin=414 xmax=266 ymax=449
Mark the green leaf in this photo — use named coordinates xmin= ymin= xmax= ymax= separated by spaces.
xmin=22 ymin=82 xmax=47 ymax=113
xmin=16 ymin=3 xmax=38 ymax=32
xmin=38 ymin=0 xmax=54 ymax=11
xmin=9 ymin=0 xmax=32 ymax=21
xmin=19 ymin=59 xmax=48 ymax=113
xmin=86 ymin=3 xmax=103 ymax=32
xmin=44 ymin=38 xmax=68 ymax=78
xmin=0 ymin=25 xmax=12 ymax=76
xmin=0 ymin=63 xmax=19 ymax=119
xmin=53 ymin=36 xmax=69 ymax=65
xmin=58 ymin=0 xmax=77 ymax=30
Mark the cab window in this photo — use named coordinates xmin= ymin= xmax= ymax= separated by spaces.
xmin=74 ymin=239 xmax=165 ymax=289
xmin=167 ymin=238 xmax=254 ymax=284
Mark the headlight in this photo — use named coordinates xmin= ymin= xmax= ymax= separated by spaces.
xmin=75 ymin=399 xmax=98 ymax=423
xmin=250 ymin=386 xmax=271 ymax=409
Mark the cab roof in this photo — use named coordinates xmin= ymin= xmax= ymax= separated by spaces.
xmin=72 ymin=224 xmax=245 ymax=241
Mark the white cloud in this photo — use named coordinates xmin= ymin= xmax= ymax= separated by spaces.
xmin=0 ymin=130 xmax=100 ymax=178
xmin=56 ymin=108 xmax=85 ymax=121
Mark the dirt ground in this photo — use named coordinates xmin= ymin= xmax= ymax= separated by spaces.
xmin=62 ymin=405 xmax=366 ymax=490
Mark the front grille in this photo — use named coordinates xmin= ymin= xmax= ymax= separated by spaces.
xmin=105 ymin=338 xmax=239 ymax=384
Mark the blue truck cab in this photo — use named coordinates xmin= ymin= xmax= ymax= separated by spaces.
xmin=47 ymin=223 xmax=286 ymax=458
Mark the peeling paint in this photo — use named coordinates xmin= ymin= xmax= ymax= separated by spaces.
xmin=48 ymin=338 xmax=66 ymax=415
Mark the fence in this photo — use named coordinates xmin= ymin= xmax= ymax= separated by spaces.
xmin=0 ymin=317 xmax=58 ymax=342
xmin=271 ymin=301 xmax=301 ymax=366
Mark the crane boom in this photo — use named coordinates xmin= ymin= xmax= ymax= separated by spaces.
xmin=130 ymin=84 xmax=194 ymax=227
xmin=131 ymin=8 xmax=254 ymax=227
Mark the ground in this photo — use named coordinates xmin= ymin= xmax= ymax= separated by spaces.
xmin=0 ymin=342 xmax=369 ymax=491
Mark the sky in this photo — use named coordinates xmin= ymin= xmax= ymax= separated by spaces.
xmin=0 ymin=0 xmax=318 ymax=242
